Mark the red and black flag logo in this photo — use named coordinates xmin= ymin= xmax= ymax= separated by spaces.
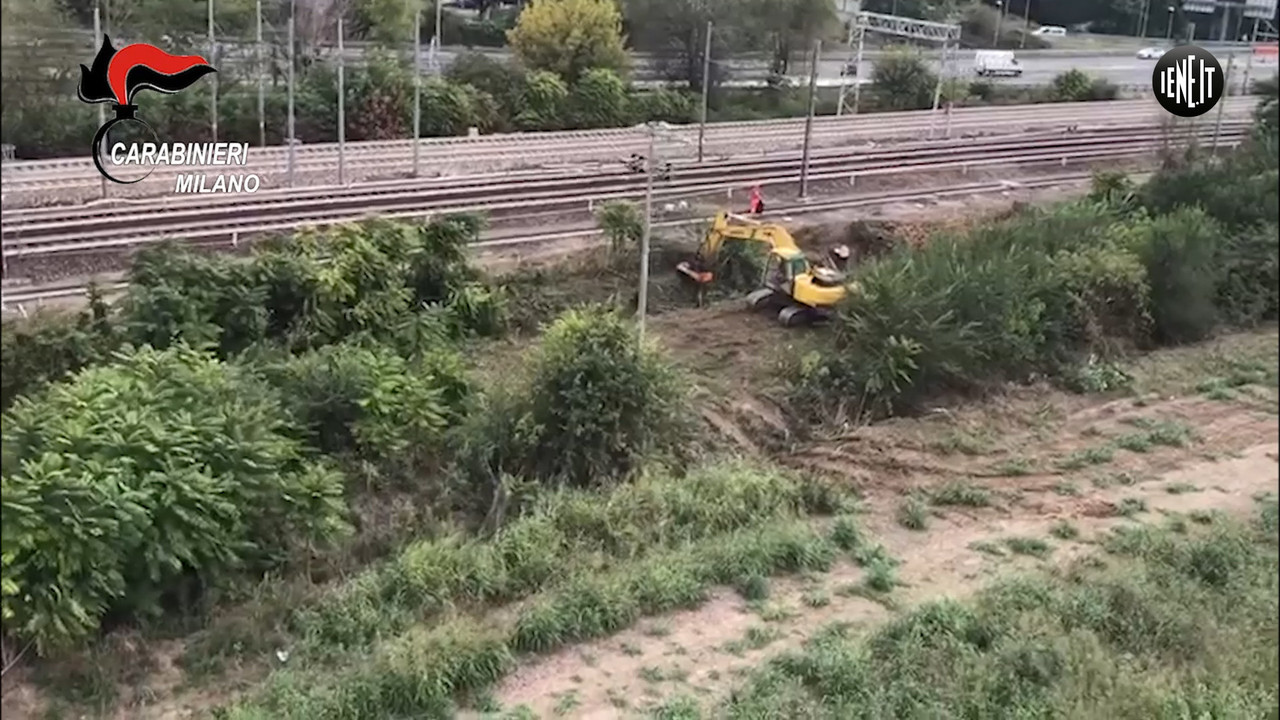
xmin=78 ymin=35 xmax=215 ymax=106
xmin=77 ymin=35 xmax=215 ymax=183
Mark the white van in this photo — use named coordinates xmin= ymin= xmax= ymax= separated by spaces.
xmin=974 ymin=50 xmax=1023 ymax=77
xmin=1032 ymin=26 xmax=1067 ymax=37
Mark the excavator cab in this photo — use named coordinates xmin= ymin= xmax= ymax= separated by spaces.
xmin=677 ymin=211 xmax=851 ymax=326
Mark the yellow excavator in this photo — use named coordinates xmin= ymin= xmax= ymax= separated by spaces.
xmin=676 ymin=211 xmax=853 ymax=326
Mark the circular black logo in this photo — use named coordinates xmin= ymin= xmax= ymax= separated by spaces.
xmin=1152 ymin=45 xmax=1225 ymax=118
xmin=91 ymin=104 xmax=160 ymax=184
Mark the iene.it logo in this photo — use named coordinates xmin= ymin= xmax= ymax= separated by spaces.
xmin=1152 ymin=45 xmax=1224 ymax=118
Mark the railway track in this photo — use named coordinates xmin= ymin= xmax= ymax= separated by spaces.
xmin=1 ymin=122 xmax=1250 ymax=261
xmin=1 ymin=173 xmax=1100 ymax=309
xmin=3 ymin=98 xmax=1251 ymax=204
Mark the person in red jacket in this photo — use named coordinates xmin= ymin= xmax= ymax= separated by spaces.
xmin=749 ymin=185 xmax=765 ymax=215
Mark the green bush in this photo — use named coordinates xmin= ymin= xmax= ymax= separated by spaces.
xmin=1051 ymin=69 xmax=1092 ymax=102
xmin=258 ymin=342 xmax=472 ymax=460
xmin=629 ymin=87 xmax=697 ymax=124
xmin=515 ymin=70 xmax=570 ymax=130
xmin=871 ymin=46 xmax=939 ymax=111
xmin=566 ymin=68 xmax=631 ymax=129
xmin=519 ymin=306 xmax=687 ymax=488
xmin=1138 ymin=207 xmax=1224 ymax=344
xmin=0 ymin=291 xmax=120 ymax=411
xmin=1215 ymin=222 xmax=1280 ymax=325
xmin=0 ymin=345 xmax=348 ymax=654
xmin=794 ymin=202 xmax=1148 ymax=418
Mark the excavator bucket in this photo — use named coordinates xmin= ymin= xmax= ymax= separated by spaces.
xmin=676 ymin=260 xmax=714 ymax=284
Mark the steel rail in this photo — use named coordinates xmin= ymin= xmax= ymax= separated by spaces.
xmin=3 ymin=129 xmax=1246 ymax=260
xmin=0 ymin=128 xmax=1221 ymax=244
xmin=1 ymin=125 xmax=1181 ymax=225
xmin=1 ymin=173 xmax=1097 ymax=308
xmin=4 ymin=99 xmax=1250 ymax=198
xmin=3 ymin=99 xmax=1165 ymax=173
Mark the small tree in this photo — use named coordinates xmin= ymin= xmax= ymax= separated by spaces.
xmin=507 ymin=0 xmax=630 ymax=83
xmin=567 ymin=68 xmax=630 ymax=129
xmin=871 ymin=46 xmax=938 ymax=111
xmin=515 ymin=70 xmax=570 ymax=130
xmin=596 ymin=200 xmax=644 ymax=255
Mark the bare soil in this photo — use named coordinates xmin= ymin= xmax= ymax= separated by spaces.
xmin=479 ymin=325 xmax=1280 ymax=717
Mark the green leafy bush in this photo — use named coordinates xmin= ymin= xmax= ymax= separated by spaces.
xmin=566 ymin=68 xmax=631 ymax=129
xmin=0 ymin=291 xmax=120 ymax=411
xmin=791 ymin=202 xmax=1156 ymax=418
xmin=456 ymin=306 xmax=687 ymax=490
xmin=519 ymin=306 xmax=686 ymax=487
xmin=0 ymin=345 xmax=349 ymax=654
xmin=258 ymin=342 xmax=472 ymax=460
xmin=871 ymin=46 xmax=938 ymax=111
xmin=1051 ymin=69 xmax=1092 ymax=102
xmin=1137 ymin=207 xmax=1224 ymax=344
xmin=515 ymin=70 xmax=570 ymax=130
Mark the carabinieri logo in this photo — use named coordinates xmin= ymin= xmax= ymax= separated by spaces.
xmin=77 ymin=36 xmax=216 ymax=184
xmin=1152 ymin=45 xmax=1224 ymax=118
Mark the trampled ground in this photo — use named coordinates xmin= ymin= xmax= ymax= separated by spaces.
xmin=471 ymin=323 xmax=1279 ymax=718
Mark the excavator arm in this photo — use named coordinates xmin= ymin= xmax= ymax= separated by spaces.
xmin=677 ymin=211 xmax=800 ymax=284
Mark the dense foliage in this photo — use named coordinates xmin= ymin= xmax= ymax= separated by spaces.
xmin=792 ymin=135 xmax=1280 ymax=420
xmin=1 ymin=345 xmax=349 ymax=654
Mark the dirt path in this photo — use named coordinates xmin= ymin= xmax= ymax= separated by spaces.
xmin=485 ymin=385 xmax=1279 ymax=718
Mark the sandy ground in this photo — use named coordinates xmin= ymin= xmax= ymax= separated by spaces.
xmin=478 ymin=363 xmax=1280 ymax=718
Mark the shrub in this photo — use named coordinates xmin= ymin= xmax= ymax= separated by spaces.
xmin=871 ymin=46 xmax=938 ymax=111
xmin=259 ymin=342 xmax=472 ymax=460
xmin=445 ymin=51 xmax=528 ymax=123
xmin=630 ymin=87 xmax=697 ymax=124
xmin=791 ymin=202 xmax=1152 ymax=419
xmin=596 ymin=200 xmax=644 ymax=255
xmin=0 ymin=345 xmax=348 ymax=654
xmin=566 ymin=67 xmax=631 ymax=129
xmin=455 ymin=306 xmax=687 ymax=490
xmin=120 ymin=244 xmax=269 ymax=357
xmin=1215 ymin=222 xmax=1279 ymax=325
xmin=519 ymin=306 xmax=686 ymax=487
xmin=0 ymin=290 xmax=120 ymax=411
xmin=514 ymin=70 xmax=570 ymax=130
xmin=1051 ymin=69 xmax=1092 ymax=102
xmin=1137 ymin=207 xmax=1224 ymax=344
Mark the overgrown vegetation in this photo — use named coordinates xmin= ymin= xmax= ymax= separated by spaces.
xmin=791 ymin=128 xmax=1279 ymax=421
xmin=723 ymin=509 xmax=1279 ymax=717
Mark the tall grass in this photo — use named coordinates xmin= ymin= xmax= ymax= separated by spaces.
xmin=187 ymin=461 xmax=853 ymax=668
xmin=721 ymin=510 xmax=1279 ymax=718
xmin=222 ymin=520 xmax=839 ymax=719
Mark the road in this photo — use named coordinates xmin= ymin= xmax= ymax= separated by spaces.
xmin=194 ymin=42 xmax=1272 ymax=89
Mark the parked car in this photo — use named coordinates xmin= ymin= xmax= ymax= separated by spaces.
xmin=974 ymin=50 xmax=1023 ymax=78
xmin=1137 ymin=46 xmax=1168 ymax=59
xmin=1032 ymin=26 xmax=1067 ymax=37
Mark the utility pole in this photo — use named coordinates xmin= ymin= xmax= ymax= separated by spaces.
xmin=256 ymin=0 xmax=265 ymax=147
xmin=1212 ymin=52 xmax=1234 ymax=152
xmin=287 ymin=0 xmax=297 ymax=186
xmin=288 ymin=0 xmax=296 ymax=188
xmin=413 ymin=12 xmax=422 ymax=176
xmin=637 ymin=126 xmax=656 ymax=339
xmin=208 ymin=0 xmax=218 ymax=142
xmin=1166 ymin=6 xmax=1175 ymax=42
xmin=1020 ymin=0 xmax=1031 ymax=49
xmin=93 ymin=2 xmax=107 ymax=198
xmin=697 ymin=20 xmax=713 ymax=163
xmin=799 ymin=40 xmax=820 ymax=199
xmin=338 ymin=17 xmax=346 ymax=185
xmin=993 ymin=1 xmax=1004 ymax=47
xmin=433 ymin=0 xmax=444 ymax=73
xmin=928 ymin=39 xmax=947 ymax=138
